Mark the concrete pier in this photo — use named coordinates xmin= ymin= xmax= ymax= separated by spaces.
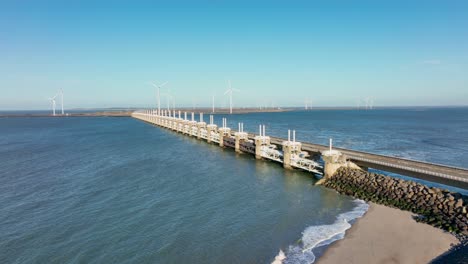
xmin=234 ymin=132 xmax=248 ymax=153
xmin=218 ymin=118 xmax=231 ymax=147
xmin=321 ymin=150 xmax=345 ymax=178
xmin=206 ymin=115 xmax=217 ymax=143
xmin=282 ymin=141 xmax=301 ymax=169
xmin=254 ymin=125 xmax=270 ymax=159
xmin=282 ymin=130 xmax=301 ymax=169
xmin=234 ymin=123 xmax=248 ymax=153
xmin=206 ymin=125 xmax=216 ymax=143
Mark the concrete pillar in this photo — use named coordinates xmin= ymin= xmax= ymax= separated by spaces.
xmin=206 ymin=125 xmax=217 ymax=143
xmin=282 ymin=141 xmax=302 ymax=169
xmin=321 ymin=150 xmax=346 ymax=179
xmin=189 ymin=121 xmax=197 ymax=137
xmin=177 ymin=120 xmax=183 ymax=133
xmin=183 ymin=121 xmax=189 ymax=134
xmin=235 ymin=134 xmax=241 ymax=152
xmin=197 ymin=122 xmax=206 ymax=139
xmin=234 ymin=132 xmax=248 ymax=153
xmin=219 ymin=135 xmax=224 ymax=147
xmin=254 ymin=136 xmax=270 ymax=159
xmin=282 ymin=144 xmax=292 ymax=169
xmin=218 ymin=128 xmax=231 ymax=147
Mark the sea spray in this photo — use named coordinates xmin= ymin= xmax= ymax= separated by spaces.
xmin=280 ymin=200 xmax=369 ymax=264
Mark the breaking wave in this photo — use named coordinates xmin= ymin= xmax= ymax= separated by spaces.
xmin=273 ymin=200 xmax=369 ymax=264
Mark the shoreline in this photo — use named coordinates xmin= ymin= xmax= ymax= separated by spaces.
xmin=317 ymin=203 xmax=459 ymax=264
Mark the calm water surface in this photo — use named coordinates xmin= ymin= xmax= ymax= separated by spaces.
xmin=0 ymin=108 xmax=466 ymax=263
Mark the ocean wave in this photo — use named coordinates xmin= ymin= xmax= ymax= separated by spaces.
xmin=273 ymin=200 xmax=369 ymax=264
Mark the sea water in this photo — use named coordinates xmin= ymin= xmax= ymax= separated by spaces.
xmin=1 ymin=107 xmax=466 ymax=263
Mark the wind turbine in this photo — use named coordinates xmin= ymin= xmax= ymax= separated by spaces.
xmin=305 ymin=98 xmax=312 ymax=110
xmin=212 ymin=94 xmax=215 ymax=113
xmin=59 ymin=89 xmax=64 ymax=115
xmin=150 ymin=81 xmax=168 ymax=114
xmin=369 ymin=97 xmax=375 ymax=109
xmin=364 ymin=97 xmax=369 ymax=110
xmin=172 ymin=96 xmax=175 ymax=111
xmin=364 ymin=97 xmax=375 ymax=110
xmin=224 ymin=80 xmax=239 ymax=114
xmin=162 ymin=89 xmax=173 ymax=111
xmin=48 ymin=94 xmax=58 ymax=116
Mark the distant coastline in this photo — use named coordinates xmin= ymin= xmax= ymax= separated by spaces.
xmin=0 ymin=108 xmax=293 ymax=118
xmin=1 ymin=105 xmax=467 ymax=118
xmin=0 ymin=111 xmax=133 ymax=118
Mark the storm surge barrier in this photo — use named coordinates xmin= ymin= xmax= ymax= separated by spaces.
xmin=132 ymin=110 xmax=468 ymax=189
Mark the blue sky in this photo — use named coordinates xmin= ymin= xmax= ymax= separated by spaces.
xmin=1 ymin=0 xmax=467 ymax=109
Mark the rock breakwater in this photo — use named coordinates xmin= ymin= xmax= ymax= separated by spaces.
xmin=323 ymin=167 xmax=468 ymax=235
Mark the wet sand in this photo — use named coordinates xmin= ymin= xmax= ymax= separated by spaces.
xmin=317 ymin=203 xmax=459 ymax=264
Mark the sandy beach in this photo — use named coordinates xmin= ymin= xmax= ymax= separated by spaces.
xmin=317 ymin=203 xmax=459 ymax=264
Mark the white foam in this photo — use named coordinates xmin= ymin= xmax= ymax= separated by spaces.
xmin=271 ymin=249 xmax=286 ymax=264
xmin=279 ymin=200 xmax=369 ymax=264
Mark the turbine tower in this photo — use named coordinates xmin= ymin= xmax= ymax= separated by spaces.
xmin=224 ymin=80 xmax=239 ymax=114
xmin=212 ymin=94 xmax=215 ymax=113
xmin=163 ymin=89 xmax=173 ymax=111
xmin=305 ymin=98 xmax=312 ymax=110
xmin=60 ymin=89 xmax=64 ymax=115
xmin=172 ymin=96 xmax=175 ymax=111
xmin=150 ymin=81 xmax=168 ymax=114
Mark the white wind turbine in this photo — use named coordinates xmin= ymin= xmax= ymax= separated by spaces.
xmin=48 ymin=93 xmax=58 ymax=116
xmin=150 ymin=81 xmax=168 ymax=114
xmin=172 ymin=96 xmax=175 ymax=110
xmin=305 ymin=98 xmax=312 ymax=110
xmin=162 ymin=89 xmax=174 ymax=111
xmin=224 ymin=80 xmax=239 ymax=114
xmin=364 ymin=97 xmax=374 ymax=110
